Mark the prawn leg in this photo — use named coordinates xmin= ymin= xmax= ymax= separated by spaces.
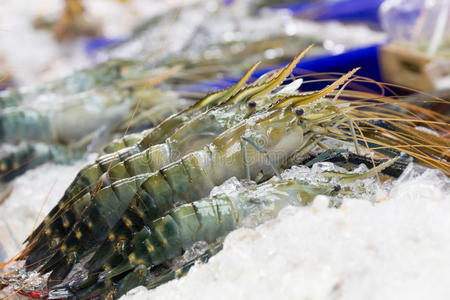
xmin=304 ymin=148 xmax=348 ymax=167
xmin=240 ymin=136 xmax=282 ymax=180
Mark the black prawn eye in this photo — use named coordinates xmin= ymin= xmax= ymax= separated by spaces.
xmin=333 ymin=184 xmax=341 ymax=192
xmin=295 ymin=108 xmax=304 ymax=116
xmin=248 ymin=101 xmax=257 ymax=108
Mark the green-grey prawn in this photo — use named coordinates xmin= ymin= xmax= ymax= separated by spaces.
xmin=22 ymin=49 xmax=320 ymax=270
xmin=23 ymin=49 xmax=357 ymax=272
xmin=21 ymin=58 xmax=263 ymax=256
xmin=61 ymin=179 xmax=342 ymax=299
xmin=0 ymin=70 xmax=191 ymax=181
xmin=24 ymin=66 xmax=359 ymax=290
xmin=0 ymin=59 xmax=145 ymax=109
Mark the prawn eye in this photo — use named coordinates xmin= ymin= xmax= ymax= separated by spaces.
xmin=295 ymin=108 xmax=304 ymax=116
xmin=334 ymin=184 xmax=341 ymax=192
xmin=248 ymin=101 xmax=257 ymax=108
